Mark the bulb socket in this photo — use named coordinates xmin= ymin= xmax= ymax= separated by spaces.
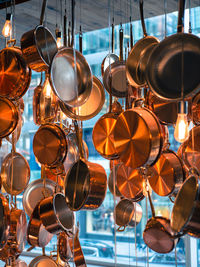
xmin=178 ymin=101 xmax=188 ymax=114
xmin=6 ymin=13 xmax=12 ymax=21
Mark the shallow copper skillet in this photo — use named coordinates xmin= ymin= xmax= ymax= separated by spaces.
xmin=0 ymin=39 xmax=31 ymax=100
xmin=126 ymin=0 xmax=159 ymax=88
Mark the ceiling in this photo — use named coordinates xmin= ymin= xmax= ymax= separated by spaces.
xmin=0 ymin=0 xmax=199 ymax=48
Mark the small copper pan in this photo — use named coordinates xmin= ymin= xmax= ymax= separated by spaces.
xmin=33 ymin=123 xmax=68 ymax=168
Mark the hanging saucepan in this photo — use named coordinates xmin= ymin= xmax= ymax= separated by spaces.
xmin=143 ymin=191 xmax=177 ymax=254
xmin=39 ymin=192 xmax=74 ymax=235
xmin=114 ymin=199 xmax=143 ymax=231
xmin=0 ymin=97 xmax=18 ymax=138
xmin=92 ymin=100 xmax=123 ymax=160
xmin=114 ymin=106 xmax=163 ymax=169
xmin=108 ymin=164 xmax=122 ymax=197
xmin=0 ymin=39 xmax=31 ymax=100
xmin=0 ymin=194 xmax=10 ymax=249
xmin=65 ymin=120 xmax=107 ymax=211
xmin=59 ymin=76 xmax=105 ymax=121
xmin=33 ymin=123 xmax=68 ymax=168
xmin=146 ymin=0 xmax=200 ymax=101
xmin=27 ymin=202 xmax=53 ymax=248
xmin=103 ymin=25 xmax=128 ymax=98
xmin=49 ymin=47 xmax=92 ymax=108
xmin=29 ymin=255 xmax=60 ymax=267
xmin=126 ymin=0 xmax=159 ymax=88
xmin=148 ymin=149 xmax=185 ymax=197
xmin=58 ymin=232 xmax=72 ymax=263
xmin=116 ymin=164 xmax=145 ymax=201
xmin=21 ymin=0 xmax=57 ymax=72
xmin=33 ymin=72 xmax=58 ymax=125
xmin=0 ymin=208 xmax=27 ymax=261
xmin=171 ymin=172 xmax=200 ymax=238
xmin=23 ymin=177 xmax=57 ymax=217
xmin=1 ymin=150 xmax=30 ymax=195
xmin=101 ymin=18 xmax=119 ymax=77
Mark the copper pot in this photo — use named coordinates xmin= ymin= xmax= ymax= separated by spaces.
xmin=114 ymin=107 xmax=163 ymax=169
xmin=33 ymin=123 xmax=68 ymax=168
xmin=39 ymin=193 xmax=74 ymax=234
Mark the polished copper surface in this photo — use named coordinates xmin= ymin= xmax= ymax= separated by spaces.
xmin=143 ymin=216 xmax=174 ymax=254
xmin=29 ymin=255 xmax=58 ymax=267
xmin=59 ymin=76 xmax=105 ymax=121
xmin=50 ymin=47 xmax=92 ymax=107
xmin=92 ymin=112 xmax=119 ymax=159
xmin=148 ymin=150 xmax=185 ymax=197
xmin=27 ymin=203 xmax=53 ymax=248
xmin=116 ymin=163 xmax=144 ymax=201
xmin=6 ymin=109 xmax=23 ymax=144
xmin=0 ymin=97 xmax=18 ymax=138
xmin=171 ymin=174 xmax=200 ymax=237
xmin=101 ymin=54 xmax=119 ymax=77
xmin=0 ymin=194 xmax=10 ymax=249
xmin=1 ymin=152 xmax=30 ymax=195
xmin=0 ymin=46 xmax=31 ymax=100
xmin=114 ymin=107 xmax=163 ymax=169
xmin=33 ymin=123 xmax=68 ymax=167
xmin=39 ymin=193 xmax=74 ymax=234
xmin=21 ymin=25 xmax=58 ymax=72
xmin=58 ymin=232 xmax=72 ymax=262
xmin=45 ymin=165 xmax=65 ymax=188
xmin=65 ymin=159 xmax=107 ymax=211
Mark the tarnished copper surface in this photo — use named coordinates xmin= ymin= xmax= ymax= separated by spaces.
xmin=143 ymin=216 xmax=174 ymax=254
xmin=171 ymin=174 xmax=200 ymax=237
xmin=0 ymin=46 xmax=31 ymax=100
xmin=58 ymin=232 xmax=72 ymax=262
xmin=65 ymin=159 xmax=107 ymax=211
xmin=33 ymin=123 xmax=68 ymax=167
xmin=92 ymin=112 xmax=119 ymax=159
xmin=0 ymin=194 xmax=10 ymax=249
xmin=148 ymin=150 xmax=185 ymax=197
xmin=114 ymin=107 xmax=163 ymax=169
xmin=1 ymin=152 xmax=30 ymax=195
xmin=116 ymin=164 xmax=144 ymax=201
xmin=27 ymin=203 xmax=53 ymax=248
xmin=0 ymin=97 xmax=18 ymax=138
xmin=0 ymin=209 xmax=27 ymax=261
xmin=59 ymin=76 xmax=105 ymax=121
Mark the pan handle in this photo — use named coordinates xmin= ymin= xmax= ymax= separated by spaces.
xmin=74 ymin=120 xmax=84 ymax=159
xmin=117 ymin=225 xmax=126 ymax=232
xmin=40 ymin=0 xmax=48 ymax=25
xmin=130 ymin=16 xmax=133 ymax=49
xmin=177 ymin=0 xmax=186 ymax=33
xmin=139 ymin=0 xmax=147 ymax=37
xmin=63 ymin=13 xmax=67 ymax=47
xmin=111 ymin=18 xmax=115 ymax=53
xmin=119 ymin=25 xmax=123 ymax=61
xmin=79 ymin=25 xmax=82 ymax=54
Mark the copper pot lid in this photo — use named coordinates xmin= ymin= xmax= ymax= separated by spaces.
xmin=148 ymin=150 xmax=184 ymax=197
xmin=116 ymin=163 xmax=144 ymax=201
xmin=0 ymin=97 xmax=18 ymax=138
xmin=1 ymin=152 xmax=30 ymax=195
xmin=92 ymin=112 xmax=119 ymax=159
xmin=33 ymin=123 xmax=67 ymax=167
xmin=114 ymin=108 xmax=162 ymax=169
xmin=22 ymin=178 xmax=56 ymax=217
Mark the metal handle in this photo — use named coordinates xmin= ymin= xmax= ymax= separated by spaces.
xmin=71 ymin=0 xmax=75 ymax=48
xmin=6 ymin=39 xmax=16 ymax=47
xmin=79 ymin=25 xmax=82 ymax=53
xmin=130 ymin=16 xmax=133 ymax=49
xmin=117 ymin=225 xmax=126 ymax=232
xmin=109 ymin=74 xmax=113 ymax=112
xmin=74 ymin=120 xmax=84 ymax=159
xmin=119 ymin=26 xmax=123 ymax=61
xmin=177 ymin=0 xmax=185 ymax=33
xmin=40 ymin=0 xmax=48 ymax=25
xmin=147 ymin=190 xmax=155 ymax=217
xmin=111 ymin=18 xmax=114 ymax=53
xmin=68 ymin=21 xmax=71 ymax=47
xmin=63 ymin=14 xmax=67 ymax=46
xmin=140 ymin=0 xmax=147 ymax=37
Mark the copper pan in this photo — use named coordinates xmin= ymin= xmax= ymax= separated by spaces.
xmin=0 ymin=40 xmax=31 ymax=100
xmin=103 ymin=26 xmax=128 ymax=98
xmin=114 ymin=107 xmax=163 ymax=169
xmin=0 ymin=208 xmax=27 ymax=261
xmin=92 ymin=101 xmax=123 ymax=160
xmin=148 ymin=150 xmax=185 ymax=197
xmin=20 ymin=0 xmax=58 ymax=72
xmin=0 ymin=194 xmax=10 ymax=249
xmin=116 ymin=164 xmax=145 ymax=201
xmin=1 ymin=151 xmax=30 ymax=195
xmin=27 ymin=203 xmax=53 ymax=248
xmin=65 ymin=120 xmax=107 ymax=211
xmin=33 ymin=123 xmax=68 ymax=168
xmin=126 ymin=0 xmax=159 ymax=87
xmin=59 ymin=76 xmax=105 ymax=121
xmin=114 ymin=199 xmax=142 ymax=231
xmin=39 ymin=193 xmax=74 ymax=234
xmin=6 ymin=108 xmax=23 ymax=144
xmin=0 ymin=97 xmax=19 ymax=138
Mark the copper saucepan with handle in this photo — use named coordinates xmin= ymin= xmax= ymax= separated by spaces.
xmin=20 ymin=0 xmax=58 ymax=72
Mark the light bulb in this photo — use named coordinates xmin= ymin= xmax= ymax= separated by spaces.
xmin=2 ymin=14 xmax=12 ymax=38
xmin=43 ymin=76 xmax=52 ymax=97
xmin=174 ymin=113 xmax=189 ymax=143
xmin=56 ymin=37 xmax=62 ymax=48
